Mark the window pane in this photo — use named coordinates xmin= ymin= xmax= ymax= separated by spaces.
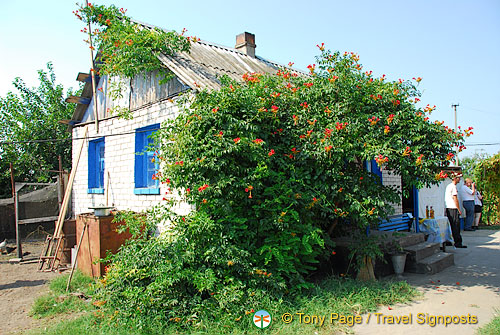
xmin=98 ymin=143 xmax=105 ymax=188
xmin=146 ymin=151 xmax=156 ymax=188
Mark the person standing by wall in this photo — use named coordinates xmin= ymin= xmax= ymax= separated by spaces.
xmin=445 ymin=173 xmax=466 ymax=248
xmin=473 ymin=187 xmax=483 ymax=230
xmin=461 ymin=178 xmax=476 ymax=231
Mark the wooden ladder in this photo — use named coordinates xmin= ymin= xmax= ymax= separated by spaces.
xmin=38 ymin=235 xmax=61 ymax=271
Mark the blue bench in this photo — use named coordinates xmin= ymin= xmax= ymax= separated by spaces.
xmin=377 ymin=213 xmax=413 ymax=232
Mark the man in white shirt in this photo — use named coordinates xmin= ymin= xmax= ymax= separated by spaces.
xmin=445 ymin=173 xmax=466 ymax=248
xmin=461 ymin=178 xmax=476 ymax=231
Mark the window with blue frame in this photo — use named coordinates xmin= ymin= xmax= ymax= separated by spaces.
xmin=365 ymin=159 xmax=383 ymax=183
xmin=134 ymin=124 xmax=160 ymax=195
xmin=88 ymin=138 xmax=105 ymax=194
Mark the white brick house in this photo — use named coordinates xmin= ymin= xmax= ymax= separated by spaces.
xmin=68 ymin=31 xmax=305 ymax=216
xmin=67 ymin=30 xmax=405 ymax=217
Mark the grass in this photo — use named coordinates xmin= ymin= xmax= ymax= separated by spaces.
xmin=477 ymin=310 xmax=500 ymax=335
xmin=30 ymin=270 xmax=94 ymax=319
xmin=29 ymin=275 xmax=419 ymax=335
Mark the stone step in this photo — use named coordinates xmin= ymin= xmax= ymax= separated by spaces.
xmin=405 ymin=252 xmax=454 ymax=274
xmin=397 ymin=232 xmax=426 ymax=248
xmin=404 ymin=242 xmax=441 ymax=263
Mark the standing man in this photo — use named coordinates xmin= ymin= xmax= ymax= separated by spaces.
xmin=445 ymin=173 xmax=467 ymax=248
xmin=461 ymin=178 xmax=476 ymax=231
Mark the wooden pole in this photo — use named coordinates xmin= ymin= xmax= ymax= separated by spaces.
xmin=14 ymin=189 xmax=22 ymax=259
xmin=86 ymin=0 xmax=100 ymax=133
xmin=54 ymin=128 xmax=88 ymax=237
xmin=105 ymin=171 xmax=110 ymax=206
xmin=58 ymin=155 xmax=64 ymax=212
xmin=66 ymin=222 xmax=87 ymax=292
xmin=10 ymin=164 xmax=22 ymax=259
xmin=9 ymin=163 xmax=15 ymax=197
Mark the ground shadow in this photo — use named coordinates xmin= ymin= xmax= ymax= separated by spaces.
xmin=0 ymin=279 xmax=47 ymax=291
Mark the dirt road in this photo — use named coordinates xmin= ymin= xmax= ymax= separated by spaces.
xmin=0 ymin=241 xmax=60 ymax=335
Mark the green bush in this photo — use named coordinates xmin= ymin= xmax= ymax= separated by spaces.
xmin=95 ymin=211 xmax=286 ymax=329
xmin=95 ymin=48 xmax=465 ymax=330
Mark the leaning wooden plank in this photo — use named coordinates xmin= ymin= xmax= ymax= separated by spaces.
xmin=49 ymin=127 xmax=88 ymax=271
xmin=66 ymin=222 xmax=87 ymax=292
xmin=54 ymin=127 xmax=88 ymax=238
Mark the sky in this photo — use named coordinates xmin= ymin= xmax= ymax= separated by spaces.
xmin=1 ymin=0 xmax=499 ymax=159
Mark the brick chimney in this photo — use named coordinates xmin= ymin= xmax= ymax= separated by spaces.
xmin=235 ymin=32 xmax=256 ymax=58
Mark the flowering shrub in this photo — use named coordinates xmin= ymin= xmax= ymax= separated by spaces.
xmin=74 ymin=3 xmax=191 ymax=83
xmin=156 ymin=49 xmax=466 ymax=280
xmin=96 ymin=39 xmax=469 ymax=328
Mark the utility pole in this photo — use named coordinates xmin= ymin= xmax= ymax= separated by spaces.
xmin=451 ymin=103 xmax=459 ymax=166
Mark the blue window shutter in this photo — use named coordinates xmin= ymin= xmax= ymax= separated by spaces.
xmin=135 ymin=124 xmax=160 ymax=193
xmin=370 ymin=160 xmax=383 ymax=183
xmin=88 ymin=140 xmax=96 ymax=188
xmin=364 ymin=159 xmax=383 ymax=184
xmin=134 ymin=132 xmax=144 ymax=188
xmin=88 ymin=138 xmax=105 ymax=193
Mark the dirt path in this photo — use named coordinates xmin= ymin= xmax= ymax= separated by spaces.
xmin=0 ymin=241 xmax=60 ymax=335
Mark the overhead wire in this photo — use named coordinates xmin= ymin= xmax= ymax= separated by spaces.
xmin=466 ymin=142 xmax=500 ymax=146
xmin=0 ymin=127 xmax=159 ymax=146
xmin=1 ymin=129 xmax=499 ymax=147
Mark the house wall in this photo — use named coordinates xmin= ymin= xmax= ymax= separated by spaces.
xmin=418 ymin=180 xmax=448 ymax=219
xmin=71 ymin=98 xmax=191 ymax=216
xmin=72 ymin=108 xmax=404 ymax=217
xmin=381 ymin=168 xmax=403 ymax=215
xmin=80 ymin=73 xmax=188 ymax=123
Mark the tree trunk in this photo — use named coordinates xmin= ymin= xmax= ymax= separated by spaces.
xmin=356 ymin=256 xmax=376 ymax=281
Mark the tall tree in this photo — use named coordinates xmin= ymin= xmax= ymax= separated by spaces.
xmin=460 ymin=151 xmax=490 ymax=179
xmin=0 ymin=63 xmax=77 ymax=197
xmin=473 ymin=151 xmax=500 ymax=224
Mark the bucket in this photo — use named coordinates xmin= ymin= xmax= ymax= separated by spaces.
xmin=391 ymin=253 xmax=407 ymax=278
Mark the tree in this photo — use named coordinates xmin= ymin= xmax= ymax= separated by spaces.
xmin=0 ymin=63 xmax=77 ymax=197
xmin=75 ymin=3 xmax=191 ymax=82
xmin=460 ymin=151 xmax=490 ymax=179
xmin=460 ymin=151 xmax=500 ymax=225
xmin=473 ymin=151 xmax=500 ymax=224
xmin=98 ymin=49 xmax=468 ymax=326
xmin=159 ymin=49 xmax=469 ymax=283
xmin=89 ymin=3 xmax=469 ymax=326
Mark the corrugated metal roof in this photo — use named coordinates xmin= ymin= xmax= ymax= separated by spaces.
xmin=131 ymin=21 xmax=305 ymax=90
xmin=157 ymin=38 xmax=304 ymax=91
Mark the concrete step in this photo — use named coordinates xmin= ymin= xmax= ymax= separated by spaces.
xmin=404 ymin=242 xmax=441 ymax=263
xmin=405 ymin=252 xmax=454 ymax=274
xmin=396 ymin=232 xmax=426 ymax=248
